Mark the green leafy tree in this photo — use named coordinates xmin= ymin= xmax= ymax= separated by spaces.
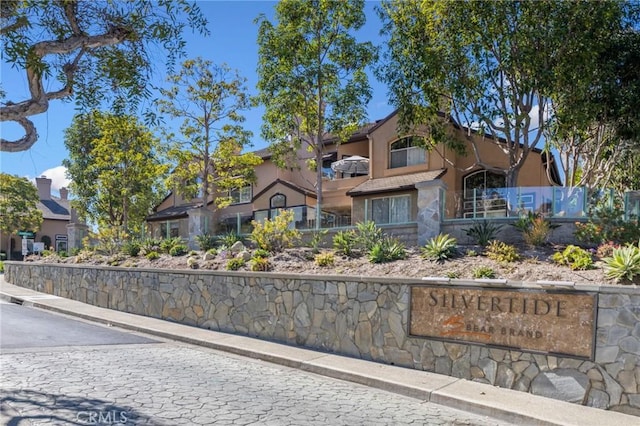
xmin=256 ymin=0 xmax=377 ymax=227
xmin=0 ymin=0 xmax=208 ymax=152
xmin=0 ymin=173 xmax=43 ymax=259
xmin=157 ymin=57 xmax=262 ymax=210
xmin=546 ymin=5 xmax=640 ymax=190
xmin=378 ymin=0 xmax=626 ymax=188
xmin=63 ymin=111 xmax=168 ymax=233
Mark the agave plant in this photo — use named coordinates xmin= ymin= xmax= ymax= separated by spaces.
xmin=421 ymin=233 xmax=458 ymax=262
xmin=368 ymin=237 xmax=406 ymax=264
xmin=603 ymin=243 xmax=640 ymax=283
xmin=464 ymin=220 xmax=503 ymax=246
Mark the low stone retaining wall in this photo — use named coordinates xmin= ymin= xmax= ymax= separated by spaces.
xmin=442 ymin=218 xmax=583 ymax=245
xmin=4 ymin=262 xmax=639 ymax=415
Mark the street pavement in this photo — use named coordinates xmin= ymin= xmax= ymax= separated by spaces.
xmin=1 ymin=277 xmax=637 ymax=426
xmin=1 ymin=301 xmax=510 ymax=425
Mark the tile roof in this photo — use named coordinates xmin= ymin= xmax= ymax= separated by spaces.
xmin=38 ymin=198 xmax=70 ymax=220
xmin=347 ymin=169 xmax=446 ymax=196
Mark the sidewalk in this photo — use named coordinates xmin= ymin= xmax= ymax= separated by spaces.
xmin=1 ymin=277 xmax=637 ymax=426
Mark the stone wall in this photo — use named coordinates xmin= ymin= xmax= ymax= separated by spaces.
xmin=4 ymin=262 xmax=639 ymax=415
xmin=442 ymin=218 xmax=585 ymax=246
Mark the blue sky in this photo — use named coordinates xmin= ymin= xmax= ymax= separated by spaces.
xmin=0 ymin=0 xmax=393 ymax=194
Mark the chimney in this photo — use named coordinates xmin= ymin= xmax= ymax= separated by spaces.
xmin=36 ymin=176 xmax=52 ymax=200
xmin=59 ymin=187 xmax=69 ymax=200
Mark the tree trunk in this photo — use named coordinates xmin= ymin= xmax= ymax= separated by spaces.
xmin=505 ymin=167 xmax=520 ymax=189
xmin=315 ymin=147 xmax=323 ymax=230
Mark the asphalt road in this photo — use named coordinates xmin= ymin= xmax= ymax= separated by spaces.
xmin=0 ymin=301 xmax=513 ymax=425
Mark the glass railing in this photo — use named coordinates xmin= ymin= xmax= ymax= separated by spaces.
xmin=443 ymin=186 xmax=611 ymax=220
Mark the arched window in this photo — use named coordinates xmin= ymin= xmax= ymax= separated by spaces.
xmin=270 ymin=193 xmax=286 ymax=209
xmin=463 ymin=170 xmax=507 ymax=217
xmin=40 ymin=235 xmax=52 ymax=249
xmin=464 ymin=170 xmax=506 ymax=199
xmin=389 ymin=136 xmax=427 ymax=169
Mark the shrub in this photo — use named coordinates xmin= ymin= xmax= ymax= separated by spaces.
xmin=314 ymin=251 xmax=335 ymax=267
xmin=421 ymin=234 xmax=457 ymax=262
xmin=596 ymin=241 xmax=619 ymax=259
xmin=226 ymin=257 xmax=246 ymax=271
xmin=368 ymin=237 xmax=406 ymax=264
xmin=472 ymin=266 xmax=496 ymax=279
xmin=575 ymin=205 xmax=640 ymax=246
xmin=250 ymin=210 xmax=300 ymax=253
xmin=512 ymin=212 xmax=559 ymax=246
xmin=333 ymin=230 xmax=358 ymax=257
xmin=355 ymin=221 xmax=384 ymax=252
xmin=70 ymin=247 xmax=81 ymax=256
xmin=145 ymin=251 xmax=159 ymax=260
xmin=0 ymin=261 xmax=4 ymax=273
xmin=187 ymin=257 xmax=199 ymax=269
xmin=93 ymin=227 xmax=128 ymax=255
xmin=485 ymin=240 xmax=520 ymax=263
xmin=308 ymin=229 xmax=328 ymax=253
xmin=58 ymin=250 xmax=68 ymax=258
xmin=465 ymin=249 xmax=478 ymax=257
xmin=464 ymin=221 xmax=503 ymax=246
xmin=217 ymin=232 xmax=244 ymax=248
xmin=603 ymin=243 xmax=640 ymax=284
xmin=249 ymin=256 xmax=271 ymax=272
xmin=445 ymin=271 xmax=460 ymax=279
xmin=252 ymin=248 xmax=271 ymax=259
xmin=160 ymin=237 xmax=185 ymax=254
xmin=169 ymin=244 xmax=188 ymax=257
xmin=121 ymin=241 xmax=141 ymax=257
xmin=140 ymin=238 xmax=162 ymax=255
xmin=551 ymin=245 xmax=594 ymax=270
xmin=195 ymin=233 xmax=216 ymax=251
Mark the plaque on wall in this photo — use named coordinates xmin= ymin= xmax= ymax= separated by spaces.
xmin=409 ymin=285 xmax=597 ymax=359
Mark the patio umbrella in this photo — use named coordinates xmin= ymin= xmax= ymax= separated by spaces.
xmin=331 ymin=155 xmax=369 ymax=175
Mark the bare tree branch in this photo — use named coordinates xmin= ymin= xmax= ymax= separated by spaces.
xmin=1 ymin=26 xmax=129 ymax=151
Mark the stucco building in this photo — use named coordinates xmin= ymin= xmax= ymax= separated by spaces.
xmin=147 ymin=110 xmax=560 ymax=245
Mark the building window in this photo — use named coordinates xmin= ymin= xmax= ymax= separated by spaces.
xmin=370 ymin=195 xmax=411 ymax=224
xmin=389 ymin=136 xmax=427 ymax=169
xmin=230 ymin=185 xmax=252 ymax=204
xmin=160 ymin=221 xmax=180 ymax=238
xmin=270 ymin=193 xmax=286 ymax=209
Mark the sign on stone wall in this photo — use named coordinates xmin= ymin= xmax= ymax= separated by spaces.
xmin=409 ymin=285 xmax=597 ymax=359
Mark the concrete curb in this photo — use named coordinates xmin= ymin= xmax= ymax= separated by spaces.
xmin=1 ymin=279 xmax=636 ymax=426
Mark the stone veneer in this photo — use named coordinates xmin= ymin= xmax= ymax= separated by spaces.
xmin=4 ymin=262 xmax=639 ymax=415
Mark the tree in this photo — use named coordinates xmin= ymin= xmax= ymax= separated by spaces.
xmin=546 ymin=4 xmax=640 ymax=190
xmin=0 ymin=173 xmax=43 ymax=259
xmin=256 ymin=0 xmax=377 ymax=227
xmin=157 ymin=57 xmax=262 ymax=211
xmin=63 ymin=111 xmax=168 ymax=233
xmin=0 ymin=0 xmax=208 ymax=152
xmin=378 ymin=0 xmax=623 ymax=188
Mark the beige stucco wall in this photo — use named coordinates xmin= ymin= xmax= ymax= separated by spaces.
xmin=38 ymin=219 xmax=69 ymax=248
xmin=367 ymin=114 xmax=554 ymax=188
xmin=252 ymin=182 xmax=310 ymax=211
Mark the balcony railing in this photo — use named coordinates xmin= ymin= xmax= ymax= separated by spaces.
xmin=443 ymin=186 xmax=611 ymax=220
